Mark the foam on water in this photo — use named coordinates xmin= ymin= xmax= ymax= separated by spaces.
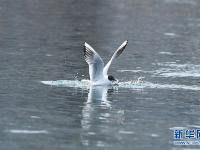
xmin=41 ymin=79 xmax=200 ymax=91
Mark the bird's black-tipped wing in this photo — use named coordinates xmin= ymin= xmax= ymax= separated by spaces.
xmin=84 ymin=42 xmax=104 ymax=81
xmin=103 ymin=40 xmax=128 ymax=76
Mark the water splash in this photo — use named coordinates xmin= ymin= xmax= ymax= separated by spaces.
xmin=41 ymin=78 xmax=200 ymax=91
xmin=41 ymin=79 xmax=89 ymax=88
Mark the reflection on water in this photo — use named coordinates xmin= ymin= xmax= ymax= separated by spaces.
xmin=81 ymin=85 xmax=125 ymax=148
xmin=81 ymin=86 xmax=112 ymax=130
xmin=86 ymin=86 xmax=112 ymax=106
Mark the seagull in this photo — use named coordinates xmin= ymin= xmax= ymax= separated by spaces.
xmin=83 ymin=40 xmax=128 ymax=85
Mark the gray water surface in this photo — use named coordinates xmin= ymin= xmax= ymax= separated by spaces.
xmin=1 ymin=0 xmax=200 ymax=149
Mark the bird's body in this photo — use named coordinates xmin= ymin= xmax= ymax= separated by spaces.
xmin=89 ymin=75 xmax=110 ymax=86
xmin=83 ymin=41 xmax=128 ymax=86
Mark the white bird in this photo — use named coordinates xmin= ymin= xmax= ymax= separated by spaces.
xmin=83 ymin=40 xmax=128 ymax=85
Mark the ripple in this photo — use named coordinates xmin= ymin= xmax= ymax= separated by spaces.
xmin=150 ymin=133 xmax=159 ymax=137
xmin=159 ymin=72 xmax=200 ymax=77
xmin=119 ymin=130 xmax=134 ymax=134
xmin=164 ymin=33 xmax=179 ymax=37
xmin=153 ymin=63 xmax=200 ymax=77
xmin=164 ymin=0 xmax=197 ymax=5
xmin=117 ymin=69 xmax=153 ymax=73
xmin=172 ymin=148 xmax=200 ymax=150
xmin=187 ymin=125 xmax=200 ymax=128
xmin=7 ymin=129 xmax=49 ymax=134
xmin=30 ymin=116 xmax=41 ymax=119
xmin=45 ymin=54 xmax=53 ymax=57
xmin=169 ymin=127 xmax=187 ymax=130
xmin=159 ymin=51 xmax=174 ymax=55
xmin=96 ymin=141 xmax=105 ymax=147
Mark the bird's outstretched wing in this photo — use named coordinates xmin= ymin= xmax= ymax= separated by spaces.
xmin=84 ymin=42 xmax=104 ymax=81
xmin=103 ymin=40 xmax=128 ymax=76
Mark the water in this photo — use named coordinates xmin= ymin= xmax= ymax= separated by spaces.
xmin=1 ymin=0 xmax=200 ymax=149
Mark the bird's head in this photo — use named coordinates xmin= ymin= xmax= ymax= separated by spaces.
xmin=108 ymin=75 xmax=118 ymax=84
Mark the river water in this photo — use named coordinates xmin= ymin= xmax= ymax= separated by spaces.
xmin=1 ymin=0 xmax=200 ymax=149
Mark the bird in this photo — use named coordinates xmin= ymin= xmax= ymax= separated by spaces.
xmin=83 ymin=40 xmax=128 ymax=85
